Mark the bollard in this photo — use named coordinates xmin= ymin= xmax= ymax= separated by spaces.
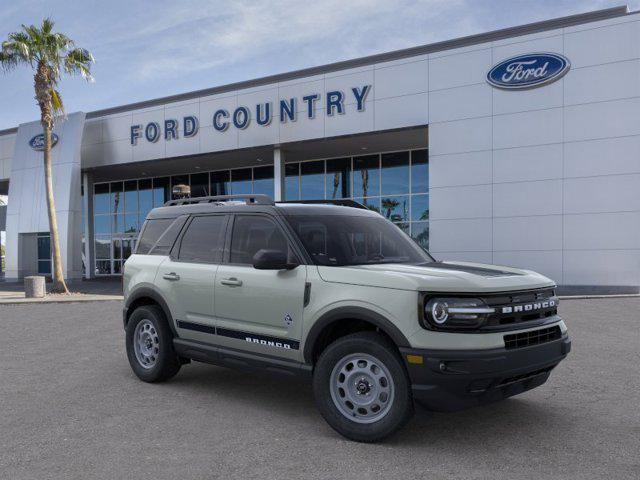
xmin=24 ymin=276 xmax=46 ymax=298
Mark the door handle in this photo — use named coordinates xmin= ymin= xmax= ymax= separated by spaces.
xmin=220 ymin=277 xmax=243 ymax=287
xmin=163 ymin=272 xmax=180 ymax=281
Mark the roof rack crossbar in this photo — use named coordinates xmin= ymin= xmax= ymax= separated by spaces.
xmin=164 ymin=194 xmax=274 ymax=207
xmin=277 ymin=199 xmax=369 ymax=210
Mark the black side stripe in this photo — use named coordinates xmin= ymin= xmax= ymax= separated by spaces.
xmin=176 ymin=320 xmax=299 ymax=350
xmin=176 ymin=320 xmax=216 ymax=335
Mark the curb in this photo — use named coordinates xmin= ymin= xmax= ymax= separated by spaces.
xmin=0 ymin=295 xmax=123 ymax=305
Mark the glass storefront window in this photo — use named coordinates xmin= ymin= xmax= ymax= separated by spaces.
xmin=122 ymin=238 xmax=134 ymax=259
xmin=301 ymin=161 xmax=325 ymax=200
xmin=95 ymin=260 xmax=110 ymax=275
xmin=285 ymin=163 xmax=300 ymax=200
xmin=190 ymin=172 xmax=209 ymax=197
xmin=138 ymin=179 xmax=153 ymax=224
xmin=95 ymin=236 xmax=110 ymax=260
xmin=253 ymin=166 xmax=274 ymax=197
xmin=94 ymin=183 xmax=110 ymax=214
xmin=353 ymin=155 xmax=380 ymax=198
xmin=112 ymin=214 xmax=124 ymax=234
xmin=326 ymin=158 xmax=350 ymax=199
xmin=89 ymin=149 xmax=428 ymax=275
xmin=124 ymin=180 xmax=138 ymax=213
xmin=411 ymin=149 xmax=429 ymax=193
xmin=411 ymin=194 xmax=429 ymax=221
xmin=381 ymin=152 xmax=409 ymax=195
xmin=354 ymin=197 xmax=381 ymax=213
xmin=411 ymin=222 xmax=429 ymax=250
xmin=171 ymin=175 xmax=190 ymax=199
xmin=153 ymin=177 xmax=170 ymax=206
xmin=124 ymin=213 xmax=138 ymax=234
xmin=231 ymin=168 xmax=252 ymax=194
xmin=381 ymin=196 xmax=409 ymax=222
xmin=110 ymin=182 xmax=123 ymax=215
xmin=94 ymin=215 xmax=110 ymax=235
xmin=211 ymin=171 xmax=230 ymax=196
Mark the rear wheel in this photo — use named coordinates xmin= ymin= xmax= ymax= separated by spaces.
xmin=313 ymin=332 xmax=414 ymax=442
xmin=125 ymin=305 xmax=181 ymax=382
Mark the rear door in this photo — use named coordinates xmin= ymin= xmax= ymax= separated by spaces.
xmin=213 ymin=214 xmax=307 ymax=361
xmin=159 ymin=214 xmax=229 ymax=343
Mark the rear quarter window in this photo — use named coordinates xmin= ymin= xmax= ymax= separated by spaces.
xmin=136 ymin=216 xmax=186 ymax=255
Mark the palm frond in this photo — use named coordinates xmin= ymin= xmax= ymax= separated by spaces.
xmin=64 ymin=47 xmax=94 ymax=82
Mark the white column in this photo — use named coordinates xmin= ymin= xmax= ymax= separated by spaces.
xmin=273 ymin=147 xmax=286 ymax=201
xmin=82 ymin=172 xmax=93 ymax=279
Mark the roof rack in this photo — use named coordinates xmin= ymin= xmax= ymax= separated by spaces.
xmin=164 ymin=194 xmax=274 ymax=207
xmin=277 ymin=199 xmax=369 ymax=210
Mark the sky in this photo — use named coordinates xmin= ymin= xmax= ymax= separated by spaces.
xmin=0 ymin=0 xmax=639 ymax=130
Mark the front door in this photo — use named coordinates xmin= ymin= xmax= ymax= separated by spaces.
xmin=159 ymin=214 xmax=229 ymax=343
xmin=214 ymin=214 xmax=307 ymax=361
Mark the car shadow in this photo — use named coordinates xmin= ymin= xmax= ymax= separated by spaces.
xmin=156 ymin=362 xmax=570 ymax=446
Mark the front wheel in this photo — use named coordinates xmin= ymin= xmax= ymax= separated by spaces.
xmin=313 ymin=332 xmax=414 ymax=442
xmin=125 ymin=305 xmax=181 ymax=382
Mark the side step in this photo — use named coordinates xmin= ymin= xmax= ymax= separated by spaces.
xmin=173 ymin=338 xmax=312 ymax=378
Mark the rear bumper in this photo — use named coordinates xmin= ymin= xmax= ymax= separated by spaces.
xmin=400 ymin=334 xmax=571 ymax=412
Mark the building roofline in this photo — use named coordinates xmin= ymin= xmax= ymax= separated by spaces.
xmin=0 ymin=5 xmax=630 ymax=136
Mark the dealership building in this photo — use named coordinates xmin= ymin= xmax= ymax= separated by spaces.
xmin=0 ymin=6 xmax=639 ymax=293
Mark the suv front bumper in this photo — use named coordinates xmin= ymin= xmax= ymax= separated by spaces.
xmin=400 ymin=334 xmax=571 ymax=411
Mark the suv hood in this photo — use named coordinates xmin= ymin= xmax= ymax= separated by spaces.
xmin=317 ymin=261 xmax=555 ymax=293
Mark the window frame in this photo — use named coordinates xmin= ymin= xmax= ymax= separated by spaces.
xmin=171 ymin=213 xmax=230 ymax=265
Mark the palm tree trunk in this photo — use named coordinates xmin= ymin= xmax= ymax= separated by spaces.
xmin=43 ymin=125 xmax=69 ymax=293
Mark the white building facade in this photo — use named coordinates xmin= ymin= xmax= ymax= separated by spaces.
xmin=0 ymin=6 xmax=638 ymax=293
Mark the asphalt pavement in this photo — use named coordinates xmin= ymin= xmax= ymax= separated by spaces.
xmin=0 ymin=298 xmax=638 ymax=479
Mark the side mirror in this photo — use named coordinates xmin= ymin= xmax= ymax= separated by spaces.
xmin=252 ymin=249 xmax=298 ymax=270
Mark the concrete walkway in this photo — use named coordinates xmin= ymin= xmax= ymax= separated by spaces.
xmin=0 ymin=278 xmax=123 ymax=304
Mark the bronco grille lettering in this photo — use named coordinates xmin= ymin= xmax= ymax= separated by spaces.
xmin=502 ymin=299 xmax=556 ymax=314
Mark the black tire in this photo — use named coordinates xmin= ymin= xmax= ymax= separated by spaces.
xmin=125 ymin=305 xmax=181 ymax=383
xmin=313 ymin=331 xmax=414 ymax=442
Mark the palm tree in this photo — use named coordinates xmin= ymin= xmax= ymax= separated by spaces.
xmin=0 ymin=18 xmax=93 ymax=293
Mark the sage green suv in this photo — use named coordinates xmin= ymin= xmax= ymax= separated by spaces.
xmin=123 ymin=194 xmax=570 ymax=442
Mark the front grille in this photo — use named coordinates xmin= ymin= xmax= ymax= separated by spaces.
xmin=504 ymin=325 xmax=562 ymax=350
xmin=482 ymin=288 xmax=558 ymax=329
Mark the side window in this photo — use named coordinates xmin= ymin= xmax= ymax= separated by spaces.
xmin=136 ymin=218 xmax=174 ymax=254
xmin=150 ymin=215 xmax=188 ymax=255
xmin=230 ymin=216 xmax=291 ymax=264
xmin=177 ymin=215 xmax=227 ymax=263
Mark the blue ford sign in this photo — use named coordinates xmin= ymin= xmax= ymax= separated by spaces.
xmin=29 ymin=133 xmax=59 ymax=151
xmin=487 ymin=53 xmax=570 ymax=90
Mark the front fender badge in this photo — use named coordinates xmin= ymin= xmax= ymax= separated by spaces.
xmin=284 ymin=313 xmax=293 ymax=327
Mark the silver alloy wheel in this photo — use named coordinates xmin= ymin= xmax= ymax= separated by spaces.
xmin=133 ymin=319 xmax=160 ymax=369
xmin=329 ymin=353 xmax=395 ymax=424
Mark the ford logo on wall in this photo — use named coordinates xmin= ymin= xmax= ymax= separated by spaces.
xmin=29 ymin=133 xmax=59 ymax=151
xmin=487 ymin=53 xmax=570 ymax=90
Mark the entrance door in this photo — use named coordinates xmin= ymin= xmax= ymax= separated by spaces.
xmin=159 ymin=214 xmax=229 ymax=343
xmin=37 ymin=232 xmax=51 ymax=275
xmin=214 ymin=214 xmax=307 ymax=361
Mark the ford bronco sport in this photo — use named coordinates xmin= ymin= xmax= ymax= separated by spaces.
xmin=123 ymin=194 xmax=570 ymax=442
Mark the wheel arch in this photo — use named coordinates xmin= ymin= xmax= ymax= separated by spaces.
xmin=123 ymin=287 xmax=177 ymax=337
xmin=303 ymin=307 xmax=411 ymax=364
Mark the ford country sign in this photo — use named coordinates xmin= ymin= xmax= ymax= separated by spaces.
xmin=29 ymin=133 xmax=59 ymax=151
xmin=487 ymin=53 xmax=570 ymax=90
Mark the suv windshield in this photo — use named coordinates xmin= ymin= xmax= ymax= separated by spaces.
xmin=286 ymin=214 xmax=434 ymax=266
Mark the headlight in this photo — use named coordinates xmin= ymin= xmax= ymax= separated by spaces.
xmin=424 ymin=297 xmax=495 ymax=330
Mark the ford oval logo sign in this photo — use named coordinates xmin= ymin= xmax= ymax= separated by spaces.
xmin=29 ymin=133 xmax=59 ymax=151
xmin=487 ymin=53 xmax=570 ymax=90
